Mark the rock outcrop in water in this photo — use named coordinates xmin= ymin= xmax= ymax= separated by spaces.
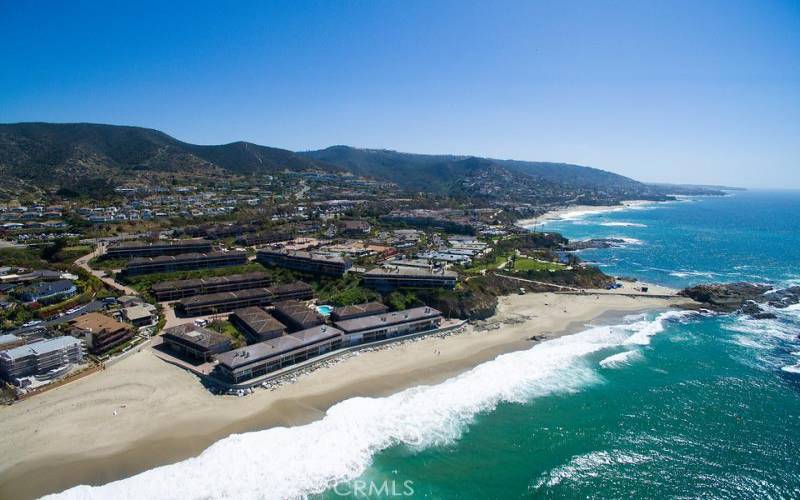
xmin=563 ymin=238 xmax=630 ymax=251
xmin=678 ymin=282 xmax=800 ymax=319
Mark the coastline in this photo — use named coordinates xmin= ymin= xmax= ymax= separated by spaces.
xmin=515 ymin=200 xmax=655 ymax=228
xmin=0 ymin=290 xmax=690 ymax=499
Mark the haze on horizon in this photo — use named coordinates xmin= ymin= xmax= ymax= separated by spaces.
xmin=1 ymin=0 xmax=798 ymax=189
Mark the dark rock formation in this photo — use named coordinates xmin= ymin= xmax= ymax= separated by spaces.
xmin=739 ymin=301 xmax=777 ymax=320
xmin=679 ymin=282 xmax=800 ymax=319
xmin=564 ymin=238 xmax=630 ymax=251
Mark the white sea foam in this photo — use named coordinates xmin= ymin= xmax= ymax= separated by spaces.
xmin=612 ymin=237 xmax=644 ymax=246
xmin=668 ymin=270 xmax=718 ymax=279
xmin=599 ymin=349 xmax=643 ymax=368
xmin=781 ymin=364 xmax=800 ymax=374
xmin=722 ymin=309 xmax=800 ymax=372
xmin=47 ymin=312 xmax=686 ymax=500
xmin=623 ymin=310 xmax=690 ymax=346
xmin=731 ymin=335 xmax=770 ymax=350
xmin=599 ymin=222 xmax=647 ymax=228
xmin=532 ymin=449 xmax=655 ymax=489
xmin=558 ymin=207 xmax=625 ymax=220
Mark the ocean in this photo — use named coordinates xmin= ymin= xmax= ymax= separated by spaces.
xmin=50 ymin=190 xmax=800 ymax=499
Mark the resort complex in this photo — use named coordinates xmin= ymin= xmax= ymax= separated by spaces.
xmin=3 ymin=5 xmax=797 ymax=498
xmin=0 ymin=127 xmax=664 ymax=408
xmin=154 ymin=297 xmax=445 ymax=386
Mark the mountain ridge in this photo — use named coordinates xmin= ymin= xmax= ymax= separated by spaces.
xmin=0 ymin=122 xmax=722 ymax=201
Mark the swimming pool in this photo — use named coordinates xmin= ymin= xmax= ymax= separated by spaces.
xmin=315 ymin=305 xmax=333 ymax=316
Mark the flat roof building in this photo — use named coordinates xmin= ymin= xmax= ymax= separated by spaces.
xmin=334 ymin=306 xmax=443 ymax=345
xmin=236 ymin=232 xmax=293 ymax=247
xmin=0 ymin=336 xmax=83 ymax=383
xmin=122 ymin=251 xmax=247 ymax=276
xmin=176 ymin=281 xmax=313 ymax=317
xmin=161 ymin=324 xmax=232 ymax=361
xmin=216 ymin=325 xmax=343 ymax=383
xmin=330 ymin=302 xmax=389 ymax=322
xmin=257 ymin=248 xmax=351 ymax=277
xmin=69 ymin=313 xmax=134 ymax=355
xmin=362 ymin=266 xmax=457 ymax=292
xmin=151 ymin=272 xmax=272 ymax=301
xmin=230 ymin=307 xmax=287 ymax=343
xmin=106 ymin=239 xmax=212 ymax=258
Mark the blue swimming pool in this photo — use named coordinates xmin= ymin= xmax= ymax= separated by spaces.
xmin=315 ymin=305 xmax=333 ymax=316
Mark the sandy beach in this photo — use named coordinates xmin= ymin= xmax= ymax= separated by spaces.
xmin=516 ymin=200 xmax=655 ymax=228
xmin=0 ymin=290 xmax=690 ymax=499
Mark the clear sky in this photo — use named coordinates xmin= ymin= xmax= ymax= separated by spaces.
xmin=1 ymin=0 xmax=798 ymax=188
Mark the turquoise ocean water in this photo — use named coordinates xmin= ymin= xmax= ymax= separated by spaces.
xmin=52 ymin=191 xmax=800 ymax=499
xmin=342 ymin=191 xmax=800 ymax=499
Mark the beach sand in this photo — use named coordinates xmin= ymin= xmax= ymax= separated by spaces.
xmin=0 ymin=291 xmax=690 ymax=499
xmin=516 ymin=200 xmax=654 ymax=227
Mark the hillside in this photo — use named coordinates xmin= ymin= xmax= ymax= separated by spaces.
xmin=301 ymin=146 xmax=680 ymax=202
xmin=0 ymin=122 xmax=329 ymax=197
xmin=0 ymin=123 xmax=724 ymax=202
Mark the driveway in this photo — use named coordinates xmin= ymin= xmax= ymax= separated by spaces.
xmin=75 ymin=244 xmax=139 ymax=296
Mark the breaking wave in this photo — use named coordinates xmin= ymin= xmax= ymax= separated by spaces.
xmin=599 ymin=222 xmax=648 ymax=228
xmin=610 ymin=237 xmax=644 ymax=246
xmin=599 ymin=349 xmax=643 ymax=368
xmin=531 ymin=449 xmax=656 ymax=489
xmin=781 ymin=364 xmax=800 ymax=374
xmin=47 ymin=311 xmax=688 ymax=500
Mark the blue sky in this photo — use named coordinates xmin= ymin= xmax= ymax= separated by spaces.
xmin=1 ymin=0 xmax=798 ymax=188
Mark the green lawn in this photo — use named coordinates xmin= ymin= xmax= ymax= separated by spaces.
xmin=465 ymin=253 xmax=509 ymax=274
xmin=209 ymin=319 xmax=247 ymax=348
xmin=512 ymin=257 xmax=565 ymax=272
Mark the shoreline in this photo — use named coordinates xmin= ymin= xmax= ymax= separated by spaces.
xmin=0 ymin=291 xmax=690 ymax=499
xmin=515 ymin=200 xmax=656 ymax=228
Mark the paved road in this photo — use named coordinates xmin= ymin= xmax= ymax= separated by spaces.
xmin=494 ymin=273 xmax=583 ymax=291
xmin=6 ymin=300 xmax=105 ymax=337
xmin=75 ymin=244 xmax=139 ymax=296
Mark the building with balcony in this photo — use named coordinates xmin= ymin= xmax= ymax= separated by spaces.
xmin=151 ymin=272 xmax=271 ymax=301
xmin=176 ymin=281 xmax=313 ymax=316
xmin=69 ymin=313 xmax=134 ymax=355
xmin=215 ymin=325 xmax=343 ymax=383
xmin=122 ymin=251 xmax=247 ymax=276
xmin=333 ymin=306 xmax=443 ymax=345
xmin=362 ymin=266 xmax=457 ymax=292
xmin=161 ymin=324 xmax=232 ymax=362
xmin=0 ymin=336 xmax=83 ymax=383
xmin=256 ymin=249 xmax=351 ymax=277
xmin=106 ymin=239 xmax=212 ymax=258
